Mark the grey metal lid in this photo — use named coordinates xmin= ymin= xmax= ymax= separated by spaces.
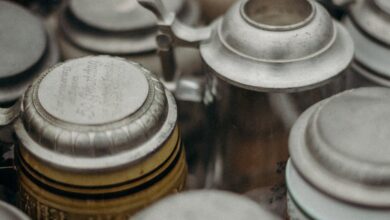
xmin=200 ymin=0 xmax=353 ymax=92
xmin=16 ymin=56 xmax=177 ymax=173
xmin=0 ymin=1 xmax=46 ymax=79
xmin=289 ymin=87 xmax=390 ymax=208
xmin=349 ymin=0 xmax=390 ymax=47
xmin=132 ymin=190 xmax=280 ymax=220
xmin=60 ymin=0 xmax=199 ymax=54
xmin=0 ymin=201 xmax=29 ymax=220
xmin=345 ymin=1 xmax=390 ymax=78
xmin=69 ymin=0 xmax=185 ymax=32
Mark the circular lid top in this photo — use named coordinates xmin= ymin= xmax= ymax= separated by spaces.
xmin=349 ymin=0 xmax=390 ymax=47
xmin=0 ymin=1 xmax=46 ymax=79
xmin=69 ymin=0 xmax=185 ymax=32
xmin=133 ymin=190 xmax=280 ymax=220
xmin=17 ymin=56 xmax=177 ymax=173
xmin=0 ymin=201 xmax=29 ymax=220
xmin=37 ymin=57 xmax=149 ymax=125
xmin=289 ymin=87 xmax=390 ymax=207
xmin=200 ymin=0 xmax=353 ymax=92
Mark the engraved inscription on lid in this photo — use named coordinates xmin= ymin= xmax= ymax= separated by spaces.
xmin=70 ymin=0 xmax=185 ymax=31
xmin=290 ymin=87 xmax=390 ymax=207
xmin=38 ymin=56 xmax=149 ymax=125
xmin=17 ymin=56 xmax=177 ymax=172
xmin=133 ymin=191 xmax=280 ymax=220
xmin=0 ymin=1 xmax=46 ymax=78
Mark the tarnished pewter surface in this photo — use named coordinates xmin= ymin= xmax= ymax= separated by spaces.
xmin=38 ymin=56 xmax=149 ymax=125
xmin=0 ymin=200 xmax=29 ymax=220
xmin=290 ymin=87 xmax=390 ymax=207
xmin=133 ymin=191 xmax=280 ymax=220
xmin=0 ymin=1 xmax=46 ymax=78
xmin=350 ymin=0 xmax=390 ymax=47
xmin=140 ymin=0 xmax=353 ymax=92
xmin=70 ymin=0 xmax=185 ymax=32
xmin=16 ymin=56 xmax=177 ymax=173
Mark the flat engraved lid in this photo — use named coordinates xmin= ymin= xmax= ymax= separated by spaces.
xmin=290 ymin=87 xmax=390 ymax=208
xmin=70 ymin=0 xmax=185 ymax=32
xmin=133 ymin=190 xmax=280 ymax=220
xmin=17 ymin=56 xmax=177 ymax=175
xmin=0 ymin=1 xmax=46 ymax=79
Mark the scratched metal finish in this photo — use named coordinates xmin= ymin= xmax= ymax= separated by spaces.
xmin=17 ymin=56 xmax=177 ymax=172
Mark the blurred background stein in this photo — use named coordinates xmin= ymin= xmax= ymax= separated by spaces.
xmin=57 ymin=0 xmax=201 ymax=75
xmin=0 ymin=200 xmax=29 ymax=220
xmin=337 ymin=0 xmax=390 ymax=88
xmin=0 ymin=56 xmax=187 ymax=219
xmin=287 ymin=87 xmax=390 ymax=220
xmin=133 ymin=190 xmax=280 ymax=220
xmin=0 ymin=2 xmax=59 ymax=200
xmin=0 ymin=0 xmax=59 ymax=138
xmin=139 ymin=0 xmax=353 ymax=216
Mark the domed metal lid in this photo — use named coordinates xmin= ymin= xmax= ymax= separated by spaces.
xmin=290 ymin=87 xmax=390 ymax=208
xmin=0 ymin=1 xmax=47 ymax=102
xmin=69 ymin=0 xmax=185 ymax=32
xmin=0 ymin=201 xmax=29 ymax=220
xmin=16 ymin=56 xmax=177 ymax=175
xmin=61 ymin=0 xmax=198 ymax=54
xmin=345 ymin=1 xmax=390 ymax=78
xmin=349 ymin=0 xmax=390 ymax=47
xmin=133 ymin=190 xmax=280 ymax=220
xmin=200 ymin=0 xmax=353 ymax=92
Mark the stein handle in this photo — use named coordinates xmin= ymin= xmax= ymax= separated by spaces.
xmin=138 ymin=0 xmax=211 ymax=48
xmin=138 ymin=0 xmax=210 ymax=101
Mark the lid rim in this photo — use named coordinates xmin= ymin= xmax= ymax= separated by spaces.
xmin=289 ymin=88 xmax=390 ymax=208
xmin=200 ymin=22 xmax=353 ymax=92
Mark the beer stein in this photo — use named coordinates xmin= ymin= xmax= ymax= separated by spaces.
xmin=340 ymin=0 xmax=390 ymax=87
xmin=57 ymin=0 xmax=201 ymax=75
xmin=287 ymin=87 xmax=390 ymax=220
xmin=0 ymin=201 xmax=29 ymax=220
xmin=0 ymin=56 xmax=187 ymax=219
xmin=139 ymin=0 xmax=353 ymax=214
xmin=133 ymin=190 xmax=280 ymax=220
xmin=0 ymin=1 xmax=59 ymax=143
xmin=57 ymin=1 xmax=206 ymax=179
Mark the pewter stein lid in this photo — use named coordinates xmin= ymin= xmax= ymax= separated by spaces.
xmin=70 ymin=0 xmax=185 ymax=32
xmin=133 ymin=190 xmax=280 ymax=220
xmin=349 ymin=0 xmax=390 ymax=47
xmin=289 ymin=87 xmax=390 ymax=207
xmin=345 ymin=0 xmax=390 ymax=77
xmin=199 ymin=0 xmax=353 ymax=92
xmin=0 ymin=201 xmax=30 ymax=220
xmin=60 ymin=0 xmax=199 ymax=54
xmin=15 ymin=56 xmax=177 ymax=183
xmin=0 ymin=1 xmax=46 ymax=103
